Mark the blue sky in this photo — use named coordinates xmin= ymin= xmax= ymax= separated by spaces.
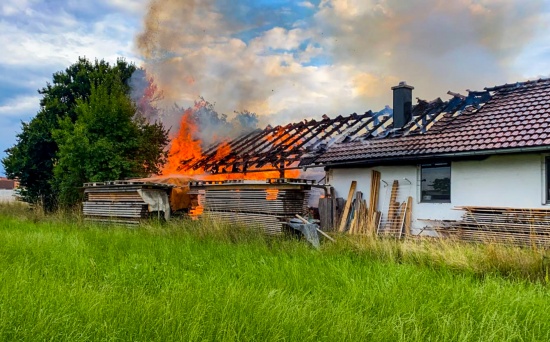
xmin=1 ymin=0 xmax=550 ymax=176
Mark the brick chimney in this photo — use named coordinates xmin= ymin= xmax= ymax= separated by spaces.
xmin=391 ymin=81 xmax=414 ymax=128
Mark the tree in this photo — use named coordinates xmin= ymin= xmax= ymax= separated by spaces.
xmin=53 ymin=75 xmax=168 ymax=206
xmin=2 ymin=58 xmax=168 ymax=209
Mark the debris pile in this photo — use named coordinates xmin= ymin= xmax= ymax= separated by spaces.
xmin=317 ymin=171 xmax=412 ymax=237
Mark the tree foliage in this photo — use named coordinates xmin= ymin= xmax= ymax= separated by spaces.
xmin=2 ymin=58 xmax=168 ymax=209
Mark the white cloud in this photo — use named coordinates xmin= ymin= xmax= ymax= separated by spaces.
xmin=0 ymin=0 xmax=36 ymax=16
xmin=0 ymin=0 xmax=147 ymax=171
xmin=102 ymin=0 xmax=148 ymax=14
xmin=250 ymin=27 xmax=307 ymax=52
xmin=1 ymin=0 xmax=549 ymax=144
xmin=298 ymin=1 xmax=315 ymax=9
xmin=0 ymin=6 xmax=141 ymax=69
xmin=0 ymin=95 xmax=40 ymax=118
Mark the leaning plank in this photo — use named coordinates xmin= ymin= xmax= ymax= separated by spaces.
xmin=404 ymin=196 xmax=413 ymax=236
xmin=368 ymin=170 xmax=380 ymax=219
xmin=338 ymin=181 xmax=357 ymax=232
xmin=350 ymin=191 xmax=363 ymax=234
xmin=395 ymin=201 xmax=407 ymax=237
xmin=384 ymin=180 xmax=399 ymax=232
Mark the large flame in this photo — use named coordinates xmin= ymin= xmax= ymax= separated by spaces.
xmin=162 ymin=107 xmax=300 ymax=181
xmin=162 ymin=108 xmax=203 ymax=176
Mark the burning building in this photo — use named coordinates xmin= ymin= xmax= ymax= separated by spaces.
xmin=81 ymin=103 xmax=390 ymax=227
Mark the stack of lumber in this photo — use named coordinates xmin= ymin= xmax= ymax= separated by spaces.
xmin=377 ymin=180 xmax=412 ymax=238
xmin=338 ymin=171 xmax=386 ymax=235
xmin=189 ymin=180 xmax=312 ymax=235
xmin=454 ymin=206 xmax=550 ymax=247
xmin=317 ymin=188 xmax=343 ymax=231
xmin=82 ymin=181 xmax=173 ymax=224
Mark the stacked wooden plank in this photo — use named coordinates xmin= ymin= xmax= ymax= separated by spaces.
xmin=189 ymin=180 xmax=312 ymax=235
xmin=318 ymin=190 xmax=344 ymax=231
xmin=337 ymin=171 xmax=390 ymax=235
xmin=83 ymin=181 xmax=173 ymax=224
xmin=377 ymin=180 xmax=412 ymax=238
xmin=348 ymin=191 xmax=368 ymax=235
xmin=454 ymin=206 xmax=550 ymax=246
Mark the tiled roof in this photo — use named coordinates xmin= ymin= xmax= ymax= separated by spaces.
xmin=312 ymin=78 xmax=550 ymax=166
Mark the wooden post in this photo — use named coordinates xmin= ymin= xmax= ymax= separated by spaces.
xmin=350 ymin=191 xmax=362 ymax=234
xmin=338 ymin=181 xmax=357 ymax=232
xmin=330 ymin=187 xmax=337 ymax=231
xmin=367 ymin=171 xmax=381 ymax=235
xmin=335 ymin=198 xmax=345 ymax=228
xmin=318 ymin=198 xmax=330 ymax=230
xmin=404 ymin=196 xmax=413 ymax=236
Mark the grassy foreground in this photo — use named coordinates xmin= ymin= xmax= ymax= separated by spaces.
xmin=0 ymin=204 xmax=549 ymax=341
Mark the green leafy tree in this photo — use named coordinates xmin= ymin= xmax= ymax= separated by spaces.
xmin=2 ymin=57 xmax=168 ymax=209
xmin=53 ymin=75 xmax=168 ymax=207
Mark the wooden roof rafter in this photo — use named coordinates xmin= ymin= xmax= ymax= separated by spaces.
xmin=179 ymin=111 xmax=378 ymax=174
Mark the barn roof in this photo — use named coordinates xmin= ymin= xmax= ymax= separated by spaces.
xmin=312 ymin=78 xmax=550 ymax=166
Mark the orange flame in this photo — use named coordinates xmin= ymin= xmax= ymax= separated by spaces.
xmin=161 ymin=107 xmax=300 ymax=181
xmin=213 ymin=141 xmax=231 ymax=161
xmin=162 ymin=108 xmax=203 ymax=175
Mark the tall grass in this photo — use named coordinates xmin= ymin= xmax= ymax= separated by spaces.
xmin=0 ymin=203 xmax=549 ymax=341
xmin=332 ymin=236 xmax=550 ymax=282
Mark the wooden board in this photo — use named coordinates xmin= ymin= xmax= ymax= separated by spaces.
xmin=338 ymin=181 xmax=357 ymax=232
xmin=404 ymin=196 xmax=413 ymax=236
xmin=318 ymin=198 xmax=332 ymax=230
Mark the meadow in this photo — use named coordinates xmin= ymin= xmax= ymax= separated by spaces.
xmin=0 ymin=203 xmax=549 ymax=341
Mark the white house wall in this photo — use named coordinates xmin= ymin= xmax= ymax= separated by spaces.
xmin=327 ymin=153 xmax=546 ymax=234
xmin=0 ymin=189 xmax=16 ymax=202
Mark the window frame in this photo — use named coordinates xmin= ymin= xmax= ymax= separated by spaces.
xmin=419 ymin=162 xmax=451 ymax=203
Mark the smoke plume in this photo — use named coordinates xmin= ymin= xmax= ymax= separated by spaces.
xmin=135 ymin=0 xmax=547 ymax=124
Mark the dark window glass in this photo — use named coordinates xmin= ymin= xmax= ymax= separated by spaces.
xmin=421 ymin=163 xmax=451 ymax=203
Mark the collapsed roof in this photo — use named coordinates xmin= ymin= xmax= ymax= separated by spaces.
xmin=178 ymin=78 xmax=550 ymax=173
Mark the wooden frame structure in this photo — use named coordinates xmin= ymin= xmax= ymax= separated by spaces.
xmin=178 ymin=90 xmax=491 ymax=176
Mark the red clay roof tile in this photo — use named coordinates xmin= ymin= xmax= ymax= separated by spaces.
xmin=314 ymin=78 xmax=550 ymax=165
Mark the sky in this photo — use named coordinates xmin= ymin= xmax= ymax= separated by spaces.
xmin=1 ymin=0 xmax=550 ymax=175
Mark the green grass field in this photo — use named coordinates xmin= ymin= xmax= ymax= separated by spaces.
xmin=0 ymin=203 xmax=549 ymax=341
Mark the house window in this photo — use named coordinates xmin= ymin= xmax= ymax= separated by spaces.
xmin=420 ymin=163 xmax=451 ymax=203
xmin=546 ymin=157 xmax=550 ymax=203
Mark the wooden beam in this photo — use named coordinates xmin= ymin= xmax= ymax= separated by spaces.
xmin=404 ymin=196 xmax=413 ymax=236
xmin=338 ymin=181 xmax=357 ymax=232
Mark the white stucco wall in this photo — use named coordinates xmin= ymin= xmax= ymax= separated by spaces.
xmin=327 ymin=153 xmax=547 ymax=234
xmin=0 ymin=189 xmax=17 ymax=202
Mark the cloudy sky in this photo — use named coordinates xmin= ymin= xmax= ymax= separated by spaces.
xmin=1 ymin=0 xmax=550 ymax=175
